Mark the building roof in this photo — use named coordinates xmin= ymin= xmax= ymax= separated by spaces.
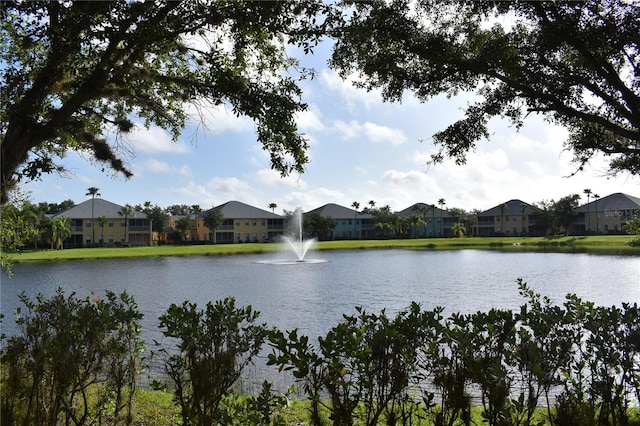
xmin=397 ymin=202 xmax=446 ymax=217
xmin=52 ymin=198 xmax=148 ymax=219
xmin=576 ymin=192 xmax=640 ymax=212
xmin=305 ymin=203 xmax=372 ymax=219
xmin=213 ymin=200 xmax=283 ymax=219
xmin=477 ymin=199 xmax=538 ymax=217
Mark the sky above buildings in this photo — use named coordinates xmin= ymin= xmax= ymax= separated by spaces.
xmin=19 ymin=41 xmax=639 ymax=214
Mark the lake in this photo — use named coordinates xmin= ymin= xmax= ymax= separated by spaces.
xmin=1 ymin=249 xmax=638 ymax=390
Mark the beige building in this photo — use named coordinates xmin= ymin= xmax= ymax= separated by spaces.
xmin=476 ymin=199 xmax=543 ymax=237
xmin=163 ymin=201 xmax=285 ymax=244
xmin=572 ymin=192 xmax=640 ymax=234
xmin=52 ymin=198 xmax=152 ymax=247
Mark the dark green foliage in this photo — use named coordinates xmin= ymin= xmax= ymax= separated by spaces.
xmin=329 ymin=1 xmax=640 ymax=177
xmin=1 ymin=1 xmax=330 ymax=202
xmin=270 ymin=304 xmax=441 ymax=426
xmin=2 ymin=281 xmax=640 ymax=425
xmin=0 ymin=288 xmax=143 ymax=426
xmin=203 ymin=208 xmax=225 ymax=243
xmin=156 ymin=297 xmax=270 ymax=425
xmin=623 ymin=215 xmax=640 ymax=246
xmin=270 ymin=281 xmax=640 ymax=426
xmin=304 ymin=211 xmax=337 ymax=240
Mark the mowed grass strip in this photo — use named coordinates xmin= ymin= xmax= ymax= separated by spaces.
xmin=7 ymin=235 xmax=638 ymax=263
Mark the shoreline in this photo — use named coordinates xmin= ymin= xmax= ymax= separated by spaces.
xmin=6 ymin=235 xmax=638 ymax=263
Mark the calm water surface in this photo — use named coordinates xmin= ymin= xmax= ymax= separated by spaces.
xmin=2 ymin=249 xmax=639 ymax=342
xmin=2 ymin=249 xmax=638 ymax=391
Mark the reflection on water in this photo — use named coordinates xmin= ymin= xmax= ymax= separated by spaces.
xmin=2 ymin=249 xmax=639 ymax=340
xmin=2 ymin=249 xmax=638 ymax=391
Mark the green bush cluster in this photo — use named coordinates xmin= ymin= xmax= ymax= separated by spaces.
xmin=2 ymin=281 xmax=639 ymax=426
xmin=269 ymin=281 xmax=640 ymax=426
xmin=1 ymin=289 xmax=143 ymax=425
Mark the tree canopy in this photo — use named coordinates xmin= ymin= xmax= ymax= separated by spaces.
xmin=329 ymin=0 xmax=640 ymax=176
xmin=1 ymin=0 xmax=328 ymax=203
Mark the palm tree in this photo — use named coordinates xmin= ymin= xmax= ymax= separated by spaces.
xmin=413 ymin=204 xmax=429 ymax=237
xmin=438 ymin=198 xmax=446 ymax=236
xmin=118 ymin=205 xmax=135 ymax=244
xmin=368 ymin=200 xmax=376 ymax=211
xmin=268 ymin=203 xmax=277 ymax=213
xmin=520 ymin=202 xmax=527 ymax=235
xmin=452 ymin=222 xmax=466 ymax=238
xmin=351 ymin=201 xmax=360 ymax=239
xmin=86 ymin=187 xmax=100 ymax=246
xmin=593 ymin=194 xmax=600 ymax=234
xmin=429 ymin=204 xmax=436 ymax=237
xmin=498 ymin=203 xmax=508 ymax=236
xmin=408 ymin=214 xmax=426 ymax=238
xmin=583 ymin=188 xmax=592 ymax=233
xmin=97 ymin=215 xmax=108 ymax=245
xmin=50 ymin=217 xmax=72 ymax=250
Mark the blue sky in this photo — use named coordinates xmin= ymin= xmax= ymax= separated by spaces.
xmin=20 ymin=41 xmax=639 ymax=214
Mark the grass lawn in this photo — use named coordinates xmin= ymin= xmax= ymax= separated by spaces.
xmin=7 ymin=235 xmax=638 ymax=263
xmin=125 ymin=390 xmax=640 ymax=425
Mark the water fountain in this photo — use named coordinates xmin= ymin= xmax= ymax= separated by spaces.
xmin=260 ymin=207 xmax=326 ymax=264
xmin=282 ymin=207 xmax=316 ymax=262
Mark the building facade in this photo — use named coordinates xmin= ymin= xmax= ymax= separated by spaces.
xmin=162 ymin=201 xmax=285 ymax=244
xmin=397 ymin=203 xmax=454 ymax=237
xmin=305 ymin=203 xmax=373 ymax=239
xmin=52 ymin=198 xmax=152 ymax=247
xmin=476 ymin=200 xmax=543 ymax=237
xmin=571 ymin=193 xmax=640 ymax=235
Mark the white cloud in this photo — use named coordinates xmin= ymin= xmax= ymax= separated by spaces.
xmin=280 ymin=187 xmax=348 ymax=211
xmin=129 ymin=126 xmax=190 ymax=154
xmin=320 ymin=69 xmax=384 ymax=111
xmin=296 ymin=107 xmax=325 ymax=132
xmin=334 ymin=120 xmax=407 ymax=145
xmin=363 ymin=122 xmax=407 ymax=145
xmin=185 ymin=101 xmax=253 ymax=134
xmin=254 ymin=169 xmax=307 ymax=188
xmin=207 ymin=176 xmax=252 ymax=193
xmin=134 ymin=158 xmax=193 ymax=177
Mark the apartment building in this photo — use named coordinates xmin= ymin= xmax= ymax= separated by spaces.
xmin=305 ymin=203 xmax=373 ymax=239
xmin=51 ymin=198 xmax=152 ymax=247
xmin=476 ymin=200 xmax=543 ymax=237
xmin=571 ymin=192 xmax=640 ymax=235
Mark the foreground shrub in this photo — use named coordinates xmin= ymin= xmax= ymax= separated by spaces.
xmin=156 ymin=297 xmax=270 ymax=425
xmin=1 ymin=288 xmax=143 ymax=426
xmin=268 ymin=303 xmax=433 ymax=426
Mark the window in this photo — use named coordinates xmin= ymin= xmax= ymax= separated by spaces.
xmin=121 ymin=234 xmax=126 ymax=243
xmin=245 ymin=233 xmax=250 ymax=241
xmin=236 ymin=233 xmax=241 ymax=241
xmin=252 ymin=233 xmax=257 ymax=240
xmin=108 ymin=235 xmax=114 ymax=243
xmin=86 ymin=220 xmax=92 ymax=227
xmin=245 ymin=219 xmax=249 ymax=226
xmin=121 ymin=220 xmax=126 ymax=227
xmin=252 ymin=219 xmax=257 ymax=226
xmin=236 ymin=220 xmax=240 ymax=226
xmin=109 ymin=220 xmax=114 ymax=227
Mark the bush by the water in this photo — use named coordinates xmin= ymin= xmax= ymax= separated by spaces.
xmin=2 ymin=280 xmax=640 ymax=425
